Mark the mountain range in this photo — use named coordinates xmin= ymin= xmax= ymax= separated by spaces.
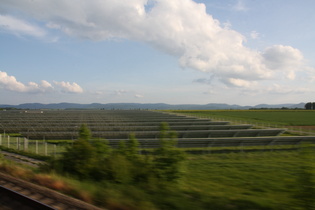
xmin=0 ymin=102 xmax=306 ymax=110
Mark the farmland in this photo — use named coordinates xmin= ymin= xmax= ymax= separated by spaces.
xmin=169 ymin=110 xmax=315 ymax=135
xmin=0 ymin=109 xmax=314 ymax=209
xmin=2 ymin=109 xmax=315 ymax=140
xmin=0 ymin=109 xmax=315 ymax=156
xmin=0 ymin=109 xmax=315 ymax=155
xmin=168 ymin=110 xmax=315 ymax=126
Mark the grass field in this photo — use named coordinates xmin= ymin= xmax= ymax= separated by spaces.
xmin=169 ymin=110 xmax=315 ymax=126
xmin=96 ymin=149 xmax=314 ymax=209
xmin=181 ymin=149 xmax=315 ymax=210
xmin=168 ymin=110 xmax=315 ymax=135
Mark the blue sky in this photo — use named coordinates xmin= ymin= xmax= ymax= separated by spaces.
xmin=1 ymin=0 xmax=314 ymax=106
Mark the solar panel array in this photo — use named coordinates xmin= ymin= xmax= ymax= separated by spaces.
xmin=0 ymin=110 xmax=314 ymax=148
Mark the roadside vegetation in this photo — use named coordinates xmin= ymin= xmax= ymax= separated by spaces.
xmin=0 ymin=122 xmax=314 ymax=209
xmin=43 ymin=123 xmax=186 ymax=185
xmin=1 ymin=146 xmax=314 ymax=209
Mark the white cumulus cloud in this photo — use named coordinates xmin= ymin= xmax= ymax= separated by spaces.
xmin=0 ymin=71 xmax=83 ymax=94
xmin=0 ymin=0 xmax=313 ymax=89
xmin=222 ymin=78 xmax=256 ymax=88
xmin=53 ymin=81 xmax=83 ymax=93
xmin=262 ymin=45 xmax=303 ymax=70
xmin=0 ymin=71 xmax=53 ymax=93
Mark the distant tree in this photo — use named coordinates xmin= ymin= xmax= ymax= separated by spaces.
xmin=126 ymin=133 xmax=140 ymax=159
xmin=116 ymin=134 xmax=139 ymax=159
xmin=78 ymin=124 xmax=91 ymax=140
xmin=152 ymin=122 xmax=186 ymax=183
xmin=305 ymin=102 xmax=311 ymax=110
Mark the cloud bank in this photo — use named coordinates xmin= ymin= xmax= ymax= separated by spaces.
xmin=0 ymin=71 xmax=83 ymax=94
xmin=0 ymin=0 xmax=314 ymax=89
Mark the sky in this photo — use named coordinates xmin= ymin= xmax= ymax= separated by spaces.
xmin=1 ymin=0 xmax=315 ymax=106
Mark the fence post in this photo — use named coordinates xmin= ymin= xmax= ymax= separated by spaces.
xmin=7 ymin=136 xmax=10 ymax=148
xmin=0 ymin=134 xmax=2 ymax=145
xmin=24 ymin=138 xmax=28 ymax=151
xmin=17 ymin=137 xmax=19 ymax=150
xmin=36 ymin=140 xmax=38 ymax=154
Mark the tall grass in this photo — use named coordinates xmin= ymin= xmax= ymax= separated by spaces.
xmin=1 ymin=148 xmax=314 ymax=209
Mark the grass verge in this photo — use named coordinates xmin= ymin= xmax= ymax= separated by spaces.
xmin=1 ymin=148 xmax=314 ymax=209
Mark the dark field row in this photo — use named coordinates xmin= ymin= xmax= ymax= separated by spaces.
xmin=0 ymin=110 xmax=287 ymax=140
xmin=19 ymin=129 xmax=285 ymax=139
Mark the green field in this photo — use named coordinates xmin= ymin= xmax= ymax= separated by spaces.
xmin=81 ymin=150 xmax=315 ymax=209
xmin=169 ymin=110 xmax=315 ymax=126
xmin=180 ymin=149 xmax=315 ymax=210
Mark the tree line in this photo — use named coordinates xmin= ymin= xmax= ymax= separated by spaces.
xmin=305 ymin=102 xmax=315 ymax=110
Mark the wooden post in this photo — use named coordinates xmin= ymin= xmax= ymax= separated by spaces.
xmin=0 ymin=134 xmax=2 ymax=145
xmin=17 ymin=137 xmax=19 ymax=150
xmin=24 ymin=138 xmax=28 ymax=151
xmin=36 ymin=140 xmax=38 ymax=154
xmin=7 ymin=135 xmax=10 ymax=148
xmin=45 ymin=143 xmax=47 ymax=156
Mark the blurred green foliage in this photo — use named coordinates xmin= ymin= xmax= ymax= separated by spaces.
xmin=78 ymin=123 xmax=91 ymax=140
xmin=37 ymin=122 xmax=315 ymax=209
xmin=45 ymin=123 xmax=186 ymax=188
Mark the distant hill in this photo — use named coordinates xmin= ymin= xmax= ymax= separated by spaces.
xmin=0 ymin=102 xmax=306 ymax=110
xmin=252 ymin=103 xmax=305 ymax=109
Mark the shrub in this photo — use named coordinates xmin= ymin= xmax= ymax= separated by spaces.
xmin=78 ymin=123 xmax=91 ymax=140
xmin=152 ymin=123 xmax=186 ymax=183
xmin=47 ymin=123 xmax=186 ymax=187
